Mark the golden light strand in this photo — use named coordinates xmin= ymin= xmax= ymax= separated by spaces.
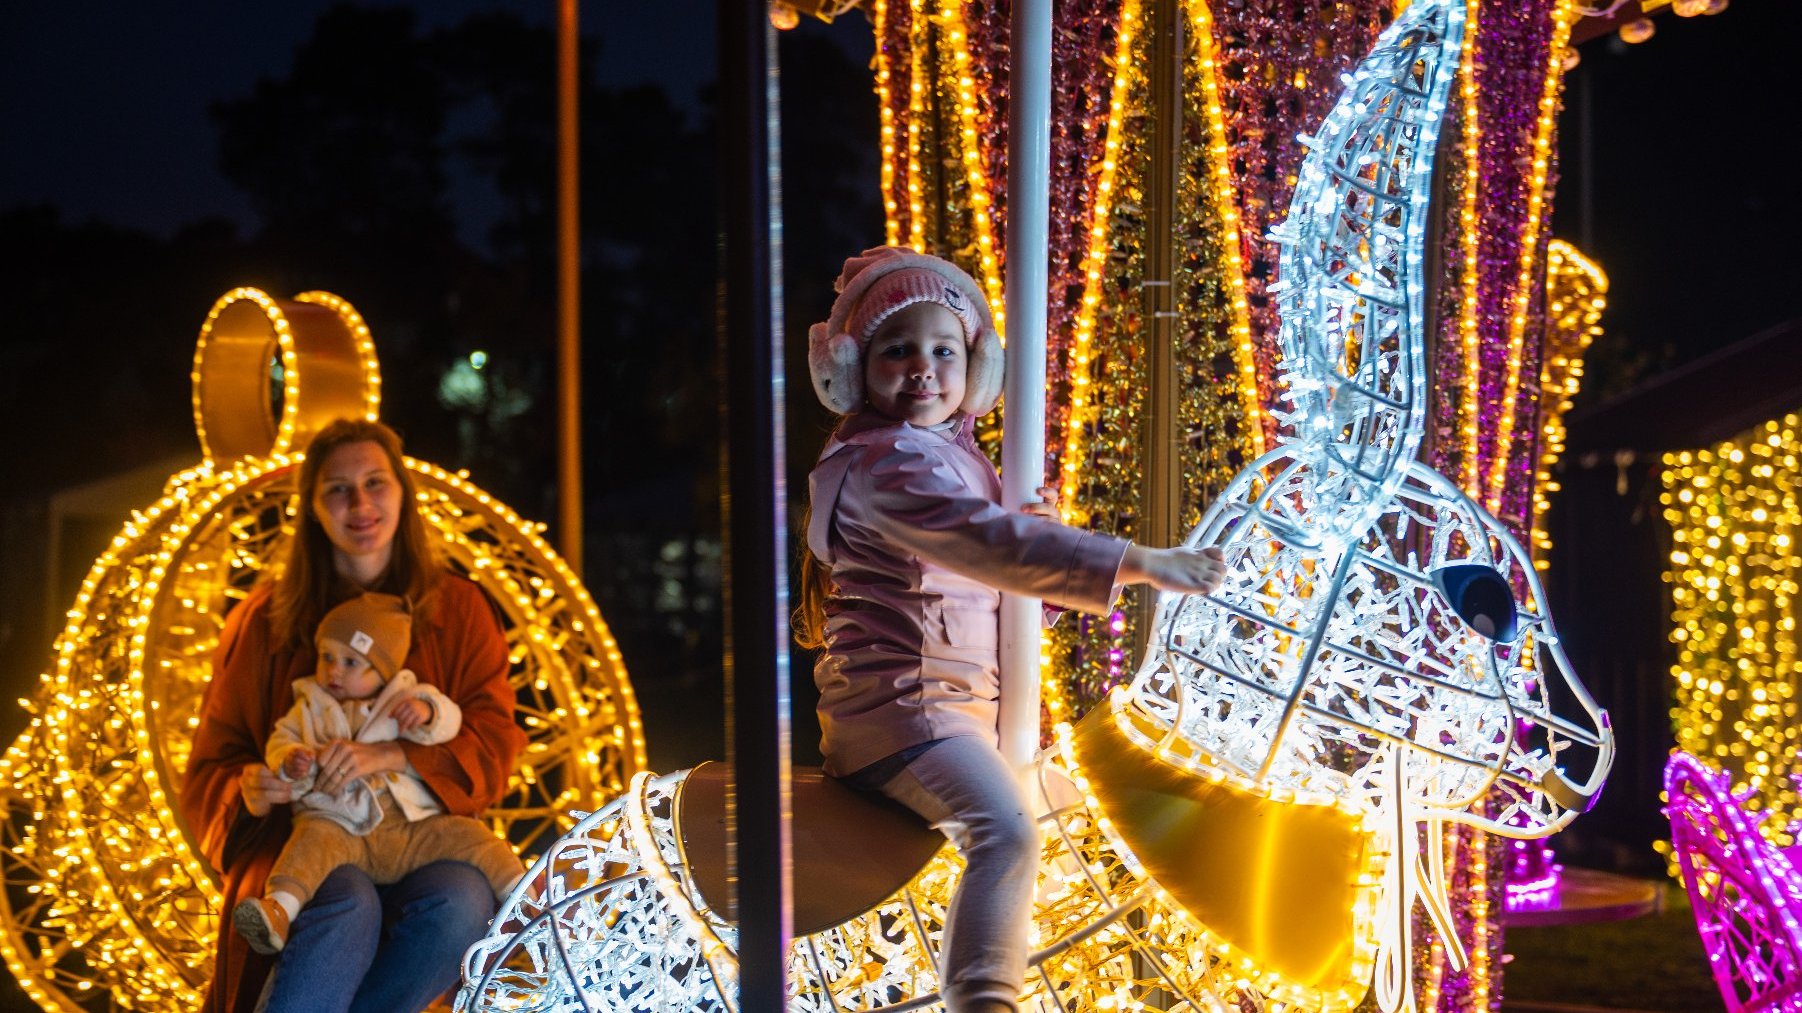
xmin=1481 ymin=0 xmax=1579 ymax=514
xmin=1454 ymin=0 xmax=1485 ymax=491
xmin=1530 ymin=240 xmax=1607 ymax=569
xmin=1040 ymin=0 xmax=1144 ymax=727
xmin=293 ymin=290 xmax=382 ymax=425
xmin=1471 ymin=828 xmax=1492 ymax=1010
xmin=874 ymin=0 xmax=902 ymax=248
xmin=1663 ymin=415 xmax=1802 ymax=846
xmin=905 ymin=0 xmax=930 ymax=253
xmin=1055 ymin=0 xmax=1141 ymax=523
xmin=1187 ymin=0 xmax=1266 ymax=462
xmin=939 ymin=0 xmax=1006 ymax=335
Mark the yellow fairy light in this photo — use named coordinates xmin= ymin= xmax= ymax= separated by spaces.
xmin=1530 ymin=240 xmax=1608 ymax=569
xmin=1056 ymin=0 xmax=1142 ymax=525
xmin=905 ymin=0 xmax=929 ymax=253
xmin=1454 ymin=1 xmax=1485 ymax=491
xmin=874 ymin=0 xmax=902 ymax=248
xmin=1471 ymin=827 xmax=1491 ymax=1009
xmin=1664 ymin=413 xmax=1802 ymax=846
xmin=293 ymin=289 xmax=383 ymax=426
xmin=939 ymin=0 xmax=1006 ymax=336
xmin=1481 ymin=0 xmax=1579 ymax=514
xmin=1186 ymin=0 xmax=1266 ymax=461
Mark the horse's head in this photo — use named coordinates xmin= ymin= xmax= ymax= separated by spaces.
xmin=1128 ymin=452 xmax=1610 ymax=835
xmin=1122 ymin=0 xmax=1611 ymax=837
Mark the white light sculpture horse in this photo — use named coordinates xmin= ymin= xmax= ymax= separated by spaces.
xmin=456 ymin=3 xmax=1612 ymax=1011
xmin=1122 ymin=0 xmax=1613 ymax=1006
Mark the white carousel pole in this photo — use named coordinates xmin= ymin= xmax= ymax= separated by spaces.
xmin=998 ymin=0 xmax=1053 ymax=772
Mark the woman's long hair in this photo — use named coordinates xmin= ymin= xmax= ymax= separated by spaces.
xmin=270 ymin=418 xmax=440 ymax=648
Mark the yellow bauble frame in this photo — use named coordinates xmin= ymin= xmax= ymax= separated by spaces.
xmin=0 ymin=289 xmax=644 ymax=1011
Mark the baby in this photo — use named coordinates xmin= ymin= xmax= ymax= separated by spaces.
xmin=232 ymin=592 xmax=523 ymax=954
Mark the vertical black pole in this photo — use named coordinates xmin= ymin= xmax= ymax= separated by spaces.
xmin=719 ymin=3 xmax=793 ymax=1011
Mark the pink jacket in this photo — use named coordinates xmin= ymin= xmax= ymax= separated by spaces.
xmin=807 ymin=411 xmax=1129 ymax=776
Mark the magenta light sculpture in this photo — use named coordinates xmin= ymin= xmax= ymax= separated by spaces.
xmin=1666 ymin=750 xmax=1802 ymax=1012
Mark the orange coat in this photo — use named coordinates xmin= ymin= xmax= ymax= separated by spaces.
xmin=179 ymin=575 xmax=526 ymax=1013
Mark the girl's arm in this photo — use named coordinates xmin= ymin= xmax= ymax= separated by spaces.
xmin=1116 ymin=543 xmax=1227 ymax=593
xmin=859 ymin=435 xmax=1225 ymax=610
xmin=857 ymin=434 xmax=1127 ymax=613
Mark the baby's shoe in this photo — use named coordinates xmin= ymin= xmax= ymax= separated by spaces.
xmin=232 ymin=896 xmax=291 ymax=954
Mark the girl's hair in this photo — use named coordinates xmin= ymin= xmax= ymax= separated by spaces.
xmin=792 ymin=501 xmax=831 ymax=651
xmin=270 ymin=418 xmax=441 ymax=649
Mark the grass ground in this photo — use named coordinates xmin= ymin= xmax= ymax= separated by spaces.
xmin=1500 ymin=882 xmax=1721 ymax=1012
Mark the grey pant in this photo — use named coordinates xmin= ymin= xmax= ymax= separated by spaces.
xmin=874 ymin=735 xmax=1037 ymax=1013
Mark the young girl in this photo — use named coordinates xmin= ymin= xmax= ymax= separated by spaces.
xmin=797 ymin=246 xmax=1226 ymax=1013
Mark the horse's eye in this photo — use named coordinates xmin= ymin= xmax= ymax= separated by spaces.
xmin=1430 ymin=564 xmax=1518 ymax=642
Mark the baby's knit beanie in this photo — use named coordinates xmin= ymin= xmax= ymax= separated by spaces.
xmin=316 ymin=592 xmax=412 ymax=680
xmin=806 ymin=246 xmax=1003 ymax=416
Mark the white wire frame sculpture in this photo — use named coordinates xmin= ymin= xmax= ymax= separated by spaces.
xmin=458 ymin=2 xmax=1613 ymax=1010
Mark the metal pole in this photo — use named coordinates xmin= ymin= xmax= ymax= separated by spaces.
xmin=720 ymin=4 xmax=793 ymax=1010
xmin=556 ymin=0 xmax=583 ymax=574
xmin=1139 ymin=0 xmax=1182 ymax=644
xmin=998 ymin=0 xmax=1054 ymax=771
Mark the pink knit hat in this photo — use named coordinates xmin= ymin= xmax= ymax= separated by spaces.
xmin=807 ymin=246 xmax=1004 ymax=416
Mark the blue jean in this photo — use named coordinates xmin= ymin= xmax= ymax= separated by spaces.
xmin=264 ymin=859 xmax=496 ymax=1013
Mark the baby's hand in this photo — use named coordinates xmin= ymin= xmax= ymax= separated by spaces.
xmin=392 ymin=698 xmax=432 ymax=732
xmin=282 ymin=748 xmax=315 ymax=780
xmin=1120 ymin=544 xmax=1228 ymax=595
xmin=1020 ymin=484 xmax=1060 ymax=520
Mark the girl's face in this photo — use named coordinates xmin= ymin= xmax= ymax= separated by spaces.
xmin=863 ymin=302 xmax=967 ymax=427
xmin=311 ymin=440 xmax=403 ymax=572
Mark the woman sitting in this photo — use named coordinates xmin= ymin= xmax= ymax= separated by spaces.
xmin=181 ymin=418 xmax=527 ymax=1013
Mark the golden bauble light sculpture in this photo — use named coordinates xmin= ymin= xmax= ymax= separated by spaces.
xmin=0 ymin=288 xmax=645 ymax=1012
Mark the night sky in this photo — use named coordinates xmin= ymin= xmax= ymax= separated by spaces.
xmin=0 ymin=2 xmax=725 ymax=240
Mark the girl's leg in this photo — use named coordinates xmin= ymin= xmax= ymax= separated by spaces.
xmin=878 ymin=735 xmax=1038 ymax=1013
xmin=263 ymin=865 xmax=382 ymax=1013
xmin=346 ymin=859 xmax=497 ymax=1013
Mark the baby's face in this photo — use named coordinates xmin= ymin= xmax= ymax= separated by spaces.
xmin=316 ymin=636 xmax=385 ymax=701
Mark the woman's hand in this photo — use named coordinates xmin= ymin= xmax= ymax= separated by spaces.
xmin=312 ymin=740 xmax=406 ymax=796
xmin=1020 ymin=484 xmax=1060 ymax=520
xmin=239 ymin=763 xmax=294 ymax=818
xmin=1119 ymin=544 xmax=1228 ymax=595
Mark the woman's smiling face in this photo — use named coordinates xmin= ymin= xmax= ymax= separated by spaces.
xmin=863 ymin=302 xmax=967 ymax=426
xmin=310 ymin=439 xmax=402 ymax=572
